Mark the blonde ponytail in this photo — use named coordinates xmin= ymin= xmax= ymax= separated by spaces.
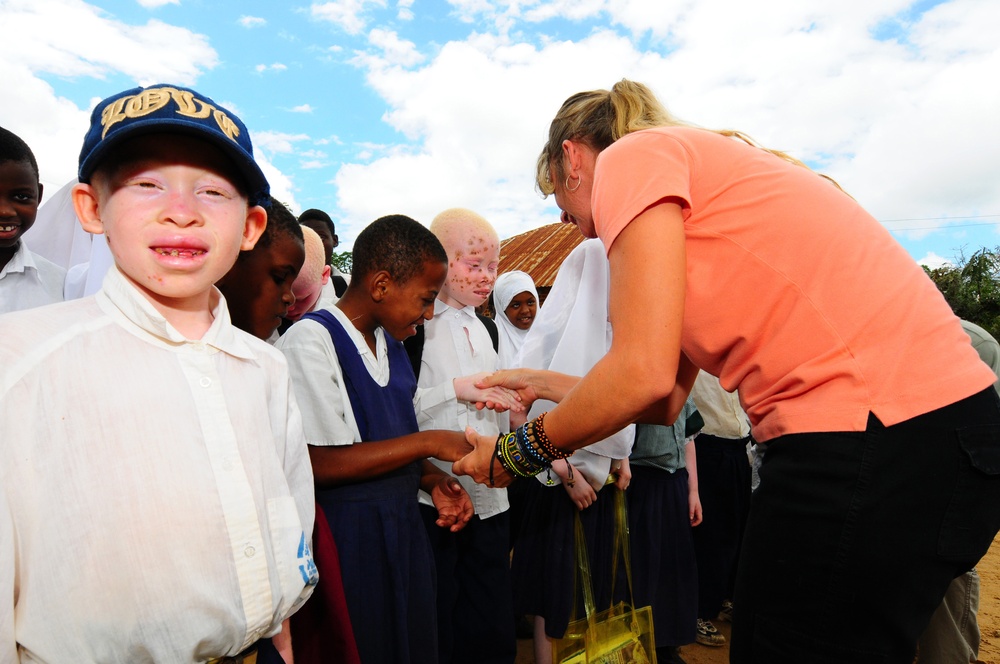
xmin=535 ymin=79 xmax=844 ymax=196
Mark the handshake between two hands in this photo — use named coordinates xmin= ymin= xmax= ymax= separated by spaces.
xmin=453 ymin=371 xmax=529 ymax=414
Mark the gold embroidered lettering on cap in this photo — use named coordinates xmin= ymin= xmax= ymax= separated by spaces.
xmin=100 ymin=97 xmax=130 ymax=139
xmin=172 ymin=88 xmax=214 ymax=119
xmin=98 ymin=86 xmax=238 ymax=142
xmin=213 ymin=110 xmax=240 ymax=141
xmin=100 ymin=89 xmax=174 ymax=138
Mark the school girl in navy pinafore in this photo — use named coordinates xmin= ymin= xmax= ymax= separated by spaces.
xmin=304 ymin=310 xmax=438 ymax=664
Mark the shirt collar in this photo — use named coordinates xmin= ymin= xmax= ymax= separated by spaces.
xmin=433 ymin=299 xmax=478 ymax=321
xmin=96 ymin=266 xmax=256 ymax=359
xmin=0 ymin=240 xmax=36 ymax=277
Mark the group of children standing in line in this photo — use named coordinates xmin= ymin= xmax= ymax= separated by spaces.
xmin=0 ymin=81 xmax=760 ymax=664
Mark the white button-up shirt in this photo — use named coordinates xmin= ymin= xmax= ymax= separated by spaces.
xmin=0 ymin=267 xmax=316 ymax=663
xmin=0 ymin=240 xmax=65 ymax=315
xmin=415 ymin=301 xmax=509 ymax=519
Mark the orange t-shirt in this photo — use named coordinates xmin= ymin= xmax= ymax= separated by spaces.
xmin=592 ymin=127 xmax=994 ymax=441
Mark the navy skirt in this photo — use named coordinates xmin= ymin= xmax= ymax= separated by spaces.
xmin=625 ymin=465 xmax=699 ymax=647
xmin=317 ymin=469 xmax=438 ymax=664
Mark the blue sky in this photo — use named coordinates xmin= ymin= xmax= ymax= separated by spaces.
xmin=2 ymin=0 xmax=999 ymax=268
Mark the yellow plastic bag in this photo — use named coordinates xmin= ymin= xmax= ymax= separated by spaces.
xmin=552 ymin=488 xmax=656 ymax=664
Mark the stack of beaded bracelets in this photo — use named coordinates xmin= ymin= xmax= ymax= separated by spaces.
xmin=492 ymin=412 xmax=571 ymax=482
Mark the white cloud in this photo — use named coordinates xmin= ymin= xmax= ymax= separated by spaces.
xmin=0 ymin=0 xmax=219 ymax=188
xmin=311 ymin=0 xmax=387 ymax=35
xmin=252 ymin=131 xmax=311 ymax=155
xmin=917 ymin=252 xmax=953 ymax=269
xmin=257 ymin=152 xmax=300 ymax=213
xmin=327 ymin=0 xmax=1000 ymax=245
xmin=254 ymin=62 xmax=288 ymax=73
xmin=0 ymin=0 xmax=217 ymax=85
xmin=239 ymin=15 xmax=266 ymax=28
xmin=290 ymin=103 xmax=315 ymax=113
xmin=334 ymin=29 xmax=667 ymax=238
xmin=356 ymin=28 xmax=424 ymax=68
xmin=300 ymin=160 xmax=328 ymax=169
xmin=136 ymin=0 xmax=179 ymax=7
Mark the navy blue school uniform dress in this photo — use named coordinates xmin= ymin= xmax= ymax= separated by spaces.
xmin=304 ymin=310 xmax=438 ymax=664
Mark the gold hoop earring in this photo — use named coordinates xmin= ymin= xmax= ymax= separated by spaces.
xmin=565 ymin=174 xmax=582 ymax=192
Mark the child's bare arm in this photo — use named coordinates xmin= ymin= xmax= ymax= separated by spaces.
xmin=309 ymin=430 xmax=472 ymax=487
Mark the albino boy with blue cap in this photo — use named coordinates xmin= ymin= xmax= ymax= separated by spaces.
xmin=0 ymin=84 xmax=317 ymax=663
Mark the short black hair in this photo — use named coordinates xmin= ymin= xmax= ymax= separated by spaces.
xmin=352 ymin=214 xmax=447 ymax=284
xmin=298 ymin=208 xmax=336 ymax=236
xmin=256 ymin=196 xmax=304 ymax=248
xmin=0 ymin=126 xmax=40 ymax=180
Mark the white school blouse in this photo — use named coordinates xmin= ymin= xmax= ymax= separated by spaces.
xmin=415 ymin=300 xmax=509 ymax=519
xmin=0 ymin=240 xmax=65 ymax=315
xmin=275 ymin=305 xmax=455 ymax=447
xmin=0 ymin=267 xmax=316 ymax=663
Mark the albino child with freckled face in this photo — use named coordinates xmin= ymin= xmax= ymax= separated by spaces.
xmin=430 ymin=208 xmax=501 ymax=311
xmin=413 ymin=208 xmax=519 ymax=663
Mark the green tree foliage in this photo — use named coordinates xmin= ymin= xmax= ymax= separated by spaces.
xmin=924 ymin=247 xmax=1000 ymax=340
xmin=330 ymin=251 xmax=352 ymax=275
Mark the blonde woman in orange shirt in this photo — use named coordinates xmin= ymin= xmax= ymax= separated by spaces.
xmin=455 ymin=79 xmax=1000 ymax=664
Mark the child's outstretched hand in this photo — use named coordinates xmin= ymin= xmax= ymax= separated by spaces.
xmin=431 ymin=476 xmax=474 ymax=532
xmin=454 ymin=372 xmax=523 ymax=413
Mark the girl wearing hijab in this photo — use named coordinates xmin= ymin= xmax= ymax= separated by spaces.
xmin=492 ymin=270 xmax=539 ymax=369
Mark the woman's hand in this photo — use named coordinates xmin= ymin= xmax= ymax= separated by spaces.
xmin=430 ymin=475 xmax=474 ymax=532
xmin=474 ymin=369 xmax=580 ymax=410
xmin=454 ymin=372 xmax=524 ymax=413
xmin=452 ymin=427 xmax=514 ymax=488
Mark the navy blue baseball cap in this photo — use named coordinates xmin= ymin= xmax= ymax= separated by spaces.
xmin=78 ymin=83 xmax=270 ymax=206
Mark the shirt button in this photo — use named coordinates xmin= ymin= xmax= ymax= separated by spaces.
xmin=199 ymin=376 xmax=211 ymax=388
xmin=244 ymin=545 xmax=256 ymax=558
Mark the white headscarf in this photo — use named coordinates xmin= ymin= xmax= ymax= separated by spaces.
xmin=493 ymin=270 xmax=539 ymax=370
xmin=24 ymin=179 xmax=113 ymax=299
xmin=516 ymin=239 xmax=634 ymax=488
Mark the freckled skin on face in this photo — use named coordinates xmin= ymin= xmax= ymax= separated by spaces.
xmin=437 ymin=230 xmax=499 ymax=310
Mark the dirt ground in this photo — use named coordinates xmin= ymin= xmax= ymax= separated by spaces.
xmin=517 ymin=532 xmax=1000 ymax=664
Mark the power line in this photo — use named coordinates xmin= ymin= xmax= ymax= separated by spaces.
xmin=880 ymin=214 xmax=1000 ymax=222
xmin=880 ymin=215 xmax=1000 ymax=232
